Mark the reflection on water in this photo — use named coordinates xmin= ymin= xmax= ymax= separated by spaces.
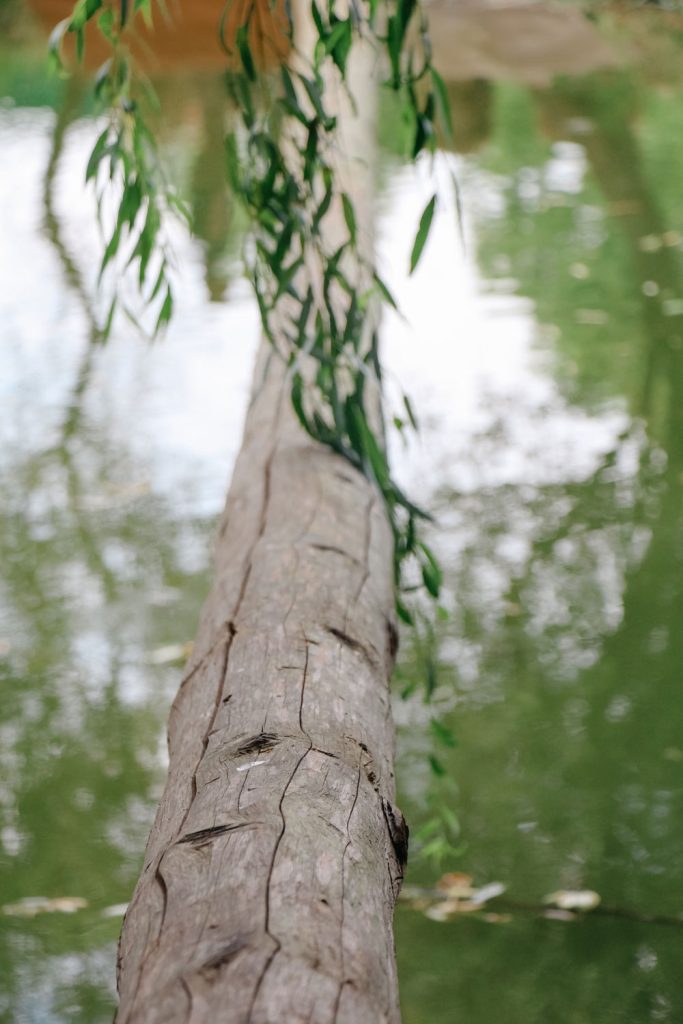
xmin=2 ymin=2 xmax=683 ymax=1022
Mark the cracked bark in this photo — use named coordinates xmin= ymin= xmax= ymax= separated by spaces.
xmin=116 ymin=14 xmax=405 ymax=1021
xmin=115 ymin=341 xmax=405 ymax=1023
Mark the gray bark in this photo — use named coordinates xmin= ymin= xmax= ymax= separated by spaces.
xmin=115 ymin=346 xmax=407 ymax=1023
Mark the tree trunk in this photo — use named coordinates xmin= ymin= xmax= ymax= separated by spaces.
xmin=115 ymin=337 xmax=406 ymax=1021
xmin=115 ymin=6 xmax=406 ymax=1014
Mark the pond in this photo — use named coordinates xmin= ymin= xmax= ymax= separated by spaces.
xmin=2 ymin=2 xmax=683 ymax=1021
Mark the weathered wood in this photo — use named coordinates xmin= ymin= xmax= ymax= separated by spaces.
xmin=115 ymin=344 xmax=405 ymax=1023
xmin=114 ymin=5 xmax=406 ymax=1014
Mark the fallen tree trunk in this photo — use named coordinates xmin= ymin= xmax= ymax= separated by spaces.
xmin=115 ymin=342 xmax=407 ymax=1022
xmin=115 ymin=5 xmax=408 ymax=1014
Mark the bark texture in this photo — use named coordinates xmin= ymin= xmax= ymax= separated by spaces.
xmin=116 ymin=347 xmax=406 ymax=1023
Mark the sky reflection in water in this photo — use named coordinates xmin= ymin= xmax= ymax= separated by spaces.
xmin=2 ymin=4 xmax=683 ymax=1022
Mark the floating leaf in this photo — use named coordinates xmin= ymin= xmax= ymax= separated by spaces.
xmin=149 ymin=642 xmax=193 ymax=666
xmin=543 ymin=908 xmax=578 ymax=922
xmin=3 ymin=897 xmax=88 ymax=917
xmin=471 ymin=882 xmax=506 ymax=905
xmin=544 ymin=890 xmax=601 ymax=911
xmin=436 ymin=872 xmax=474 ymax=898
xmin=101 ymin=903 xmax=129 ymax=918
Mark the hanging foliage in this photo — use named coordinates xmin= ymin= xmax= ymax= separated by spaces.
xmin=49 ymin=0 xmax=452 ymax=716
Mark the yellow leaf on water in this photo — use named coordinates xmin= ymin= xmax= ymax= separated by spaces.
xmin=662 ymin=299 xmax=683 ymax=318
xmin=544 ymin=889 xmax=600 ymax=911
xmin=543 ymin=908 xmax=577 ymax=922
xmin=639 ymin=234 xmax=663 ymax=252
xmin=425 ymin=898 xmax=480 ymax=921
xmin=149 ymin=642 xmax=194 ymax=666
xmin=425 ymin=903 xmax=453 ymax=922
xmin=471 ymin=882 xmax=506 ymax=905
xmin=3 ymin=896 xmax=88 ymax=917
xmin=101 ymin=903 xmax=129 ymax=918
xmin=436 ymin=872 xmax=474 ymax=898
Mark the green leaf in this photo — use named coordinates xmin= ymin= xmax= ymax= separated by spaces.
xmin=291 ymin=370 xmax=315 ymax=439
xmin=85 ymin=127 xmax=110 ymax=181
xmin=311 ymin=181 xmax=334 ymax=233
xmin=236 ymin=24 xmax=256 ymax=82
xmin=99 ymin=221 xmax=122 ymax=279
xmin=419 ymin=541 xmax=442 ymax=597
xmin=48 ymin=16 xmax=70 ymax=61
xmin=327 ymin=18 xmax=352 ymax=76
xmin=341 ymin=193 xmax=356 ymax=245
xmin=386 ymin=16 xmax=402 ymax=88
xmin=310 ymin=0 xmax=326 ymax=41
xmin=134 ymin=0 xmax=153 ymax=27
xmin=155 ymin=285 xmax=173 ymax=333
xmin=101 ymin=295 xmax=117 ymax=341
xmin=409 ymin=193 xmax=436 ymax=274
xmin=303 ymin=122 xmax=319 ymax=184
xmin=372 ymin=272 xmax=399 ymax=312
xmin=69 ymin=0 xmax=103 ymax=32
xmin=300 ymin=75 xmax=335 ymax=131
xmin=430 ymin=67 xmax=452 ymax=141
xmin=425 ymin=656 xmax=437 ymax=698
xmin=148 ymin=261 xmax=167 ymax=303
xmin=98 ymin=6 xmax=116 ymax=40
xmin=403 ymin=393 xmax=419 ymax=430
xmin=396 ymin=600 xmax=414 ymax=626
xmin=430 ymin=719 xmax=457 ymax=748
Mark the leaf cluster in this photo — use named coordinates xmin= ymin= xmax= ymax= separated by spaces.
xmin=49 ymin=0 xmax=186 ymax=338
xmin=51 ymin=0 xmax=451 ymax=702
xmin=224 ymin=0 xmax=450 ymax=683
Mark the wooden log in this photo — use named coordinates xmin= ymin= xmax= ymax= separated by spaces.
xmin=115 ymin=341 xmax=407 ymax=1022
xmin=113 ymin=2 xmax=405 ymax=1013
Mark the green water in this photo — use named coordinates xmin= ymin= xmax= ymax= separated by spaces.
xmin=2 ymin=4 xmax=683 ymax=1022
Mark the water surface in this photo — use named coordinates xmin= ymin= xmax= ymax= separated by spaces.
xmin=2 ymin=3 xmax=683 ymax=1022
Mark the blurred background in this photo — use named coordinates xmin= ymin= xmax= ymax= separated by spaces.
xmin=2 ymin=0 xmax=683 ymax=1020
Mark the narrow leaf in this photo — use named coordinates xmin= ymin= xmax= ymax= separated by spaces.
xmin=341 ymin=193 xmax=356 ymax=245
xmin=409 ymin=193 xmax=436 ymax=274
xmin=155 ymin=286 xmax=173 ymax=333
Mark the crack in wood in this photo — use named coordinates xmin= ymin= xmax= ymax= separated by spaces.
xmin=234 ymin=733 xmax=281 ymax=757
xmin=117 ymin=365 xmax=405 ymax=1021
xmin=310 ymin=542 xmax=364 ymax=568
xmin=197 ymin=937 xmax=249 ymax=976
xmin=333 ymin=759 xmax=363 ymax=1023
xmin=324 ymin=625 xmax=381 ymax=671
xmin=119 ymin=424 xmax=286 ymax=1022
xmin=247 ymin=643 xmax=313 ymax=1021
xmin=381 ymin=798 xmax=409 ymax=898
xmin=177 ymin=822 xmax=261 ymax=847
xmin=180 ymin=628 xmax=235 ymax=832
